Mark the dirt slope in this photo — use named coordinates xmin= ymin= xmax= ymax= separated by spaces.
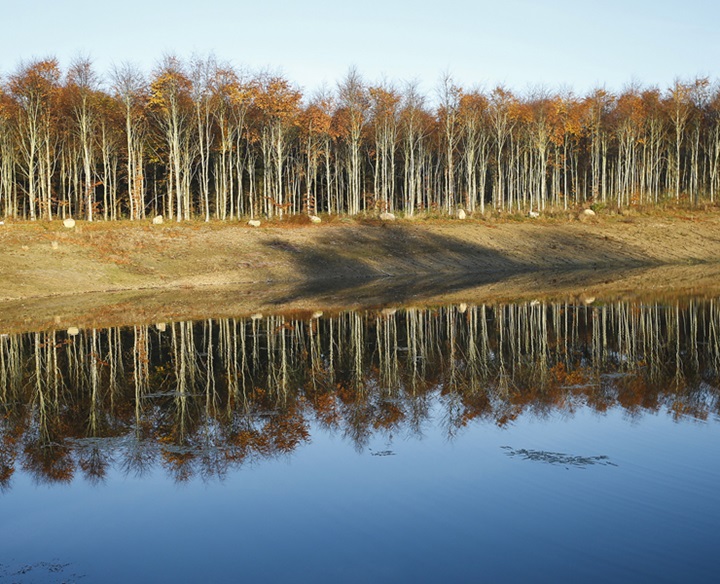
xmin=1 ymin=211 xmax=719 ymax=332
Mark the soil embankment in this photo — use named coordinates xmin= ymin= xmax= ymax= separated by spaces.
xmin=2 ymin=211 xmax=720 ymax=332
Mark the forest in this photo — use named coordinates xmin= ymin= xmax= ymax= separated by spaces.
xmin=1 ymin=55 xmax=720 ymax=222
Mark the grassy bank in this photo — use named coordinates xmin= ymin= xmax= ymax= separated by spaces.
xmin=2 ymin=209 xmax=720 ymax=332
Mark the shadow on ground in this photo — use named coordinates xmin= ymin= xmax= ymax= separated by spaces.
xmin=266 ymin=223 xmax=662 ymax=305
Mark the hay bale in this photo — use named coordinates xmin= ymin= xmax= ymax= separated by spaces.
xmin=309 ymin=215 xmax=322 ymax=224
xmin=583 ymin=208 xmax=596 ymax=216
xmin=152 ymin=215 xmax=164 ymax=225
xmin=312 ymin=311 xmax=324 ymax=319
xmin=458 ymin=303 xmax=468 ymax=313
xmin=67 ymin=327 xmax=79 ymax=336
xmin=63 ymin=218 xmax=76 ymax=228
xmin=457 ymin=209 xmax=467 ymax=220
xmin=156 ymin=322 xmax=167 ymax=332
xmin=250 ymin=313 xmax=263 ymax=321
xmin=380 ymin=212 xmax=396 ymax=221
xmin=528 ymin=211 xmax=540 ymax=218
xmin=248 ymin=219 xmax=261 ymax=227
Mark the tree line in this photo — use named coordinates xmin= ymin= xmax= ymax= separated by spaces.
xmin=1 ymin=55 xmax=720 ymax=222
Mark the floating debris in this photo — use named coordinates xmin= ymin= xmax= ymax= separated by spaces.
xmin=370 ymin=449 xmax=396 ymax=457
xmin=501 ymin=446 xmax=617 ymax=469
xmin=0 ymin=560 xmax=84 ymax=583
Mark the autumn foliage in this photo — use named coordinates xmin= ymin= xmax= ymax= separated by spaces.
xmin=1 ymin=56 xmax=720 ymax=221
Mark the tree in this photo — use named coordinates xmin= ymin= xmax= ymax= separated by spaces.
xmin=585 ymin=88 xmax=614 ymax=203
xmin=299 ymin=92 xmax=334 ymax=215
xmin=255 ymin=75 xmax=301 ymax=218
xmin=0 ymin=88 xmax=18 ymax=218
xmin=148 ymin=56 xmax=194 ymax=221
xmin=66 ymin=56 xmax=100 ymax=221
xmin=488 ymin=86 xmax=517 ymax=210
xmin=458 ymin=89 xmax=490 ymax=212
xmin=399 ymin=82 xmax=430 ymax=216
xmin=666 ymin=79 xmax=693 ymax=201
xmin=190 ymin=55 xmax=218 ymax=222
xmin=437 ymin=73 xmax=461 ymax=212
xmin=9 ymin=58 xmax=61 ymax=220
xmin=368 ymin=83 xmax=400 ymax=212
xmin=337 ymin=67 xmax=368 ymax=215
xmin=112 ymin=63 xmax=148 ymax=220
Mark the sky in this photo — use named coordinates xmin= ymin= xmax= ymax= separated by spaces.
xmin=1 ymin=0 xmax=719 ymax=99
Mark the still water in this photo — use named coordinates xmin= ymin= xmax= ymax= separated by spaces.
xmin=1 ymin=300 xmax=719 ymax=583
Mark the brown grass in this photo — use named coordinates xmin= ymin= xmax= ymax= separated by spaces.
xmin=2 ymin=207 xmax=720 ymax=332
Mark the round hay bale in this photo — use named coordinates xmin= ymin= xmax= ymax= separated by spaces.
xmin=380 ymin=212 xmax=396 ymax=221
xmin=63 ymin=218 xmax=76 ymax=229
xmin=156 ymin=322 xmax=167 ymax=332
xmin=248 ymin=219 xmax=261 ymax=227
xmin=67 ymin=326 xmax=79 ymax=336
xmin=457 ymin=209 xmax=467 ymax=220
xmin=309 ymin=215 xmax=322 ymax=224
xmin=583 ymin=208 xmax=596 ymax=216
xmin=311 ymin=311 xmax=324 ymax=319
xmin=152 ymin=215 xmax=164 ymax=225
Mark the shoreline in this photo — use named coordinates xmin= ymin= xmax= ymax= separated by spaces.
xmin=2 ymin=211 xmax=720 ymax=332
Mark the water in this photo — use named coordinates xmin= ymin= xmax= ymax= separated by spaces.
xmin=1 ymin=300 xmax=719 ymax=583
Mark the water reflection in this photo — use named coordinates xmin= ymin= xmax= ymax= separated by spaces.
xmin=2 ymin=299 xmax=719 ymax=489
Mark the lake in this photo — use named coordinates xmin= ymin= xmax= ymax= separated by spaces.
xmin=1 ymin=299 xmax=719 ymax=583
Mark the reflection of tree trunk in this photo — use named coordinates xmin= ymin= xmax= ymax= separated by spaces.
xmin=89 ymin=329 xmax=100 ymax=436
xmin=7 ymin=300 xmax=720 ymax=484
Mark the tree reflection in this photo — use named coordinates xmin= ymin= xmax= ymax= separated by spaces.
xmin=1 ymin=298 xmax=720 ymax=488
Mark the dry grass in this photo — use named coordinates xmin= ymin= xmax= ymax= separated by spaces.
xmin=2 ymin=207 xmax=720 ymax=315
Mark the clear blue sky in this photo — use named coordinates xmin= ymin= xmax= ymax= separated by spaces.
xmin=2 ymin=0 xmax=718 ymax=97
